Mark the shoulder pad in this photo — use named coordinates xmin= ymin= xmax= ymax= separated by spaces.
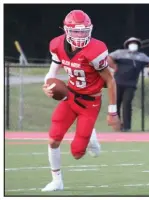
xmin=49 ymin=34 xmax=65 ymax=53
xmin=85 ymin=38 xmax=108 ymax=61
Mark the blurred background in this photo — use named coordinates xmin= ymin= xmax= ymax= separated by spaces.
xmin=4 ymin=4 xmax=149 ymax=60
xmin=4 ymin=4 xmax=149 ymax=131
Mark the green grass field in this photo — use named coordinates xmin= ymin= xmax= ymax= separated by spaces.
xmin=5 ymin=140 xmax=149 ymax=196
xmin=8 ymin=67 xmax=65 ymax=76
xmin=7 ymin=81 xmax=149 ymax=132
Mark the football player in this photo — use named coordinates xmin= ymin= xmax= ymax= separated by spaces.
xmin=42 ymin=10 xmax=120 ymax=191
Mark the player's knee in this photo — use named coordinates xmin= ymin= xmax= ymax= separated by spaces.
xmin=49 ymin=138 xmax=60 ymax=148
xmin=73 ymin=154 xmax=84 ymax=160
xmin=71 ymin=141 xmax=86 ymax=159
xmin=71 ymin=149 xmax=85 ymax=159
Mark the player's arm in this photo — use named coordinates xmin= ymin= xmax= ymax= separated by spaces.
xmin=90 ymin=47 xmax=117 ymax=107
xmin=107 ymin=50 xmax=120 ymax=72
xmin=43 ymin=52 xmax=61 ymax=98
xmin=107 ymin=56 xmax=118 ymax=72
xmin=90 ymin=49 xmax=117 ymax=109
xmin=90 ymin=46 xmax=120 ymax=130
xmin=99 ymin=67 xmax=117 ymax=106
xmin=44 ymin=62 xmax=61 ymax=83
xmin=99 ymin=67 xmax=121 ymax=131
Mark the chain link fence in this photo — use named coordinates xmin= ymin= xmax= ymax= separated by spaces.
xmin=5 ymin=62 xmax=149 ymax=132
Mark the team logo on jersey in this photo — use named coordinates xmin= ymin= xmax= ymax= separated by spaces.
xmin=78 ymin=57 xmax=84 ymax=61
xmin=71 ymin=62 xmax=80 ymax=68
xmin=62 ymin=59 xmax=81 ymax=68
xmin=62 ymin=59 xmax=70 ymax=66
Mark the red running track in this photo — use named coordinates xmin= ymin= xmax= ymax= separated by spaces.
xmin=5 ymin=132 xmax=149 ymax=142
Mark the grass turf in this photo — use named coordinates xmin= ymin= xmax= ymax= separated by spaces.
xmin=5 ymin=141 xmax=149 ymax=196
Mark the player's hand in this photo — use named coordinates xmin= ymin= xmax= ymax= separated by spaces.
xmin=107 ymin=113 xmax=121 ymax=131
xmin=42 ymin=84 xmax=54 ymax=98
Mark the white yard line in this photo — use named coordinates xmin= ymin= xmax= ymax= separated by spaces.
xmin=5 ymin=163 xmax=144 ymax=171
xmin=124 ymin=183 xmax=149 ymax=187
xmin=5 ymin=183 xmax=149 ymax=192
xmin=142 ymin=170 xmax=149 ymax=173
xmin=67 ymin=164 xmax=108 ymax=168
xmin=111 ymin=150 xmax=140 ymax=152
xmin=5 ymin=166 xmax=50 ymax=171
xmin=5 ymin=188 xmax=40 ymax=192
xmin=114 ymin=163 xmax=143 ymax=166
xmin=6 ymin=149 xmax=141 ymax=156
xmin=69 ymin=168 xmax=100 ymax=171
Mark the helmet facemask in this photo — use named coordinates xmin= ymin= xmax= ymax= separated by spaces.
xmin=64 ymin=25 xmax=93 ymax=48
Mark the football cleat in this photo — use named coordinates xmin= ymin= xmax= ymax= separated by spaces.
xmin=41 ymin=180 xmax=64 ymax=192
xmin=87 ymin=129 xmax=101 ymax=157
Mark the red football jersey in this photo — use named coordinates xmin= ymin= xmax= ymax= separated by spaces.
xmin=49 ymin=34 xmax=108 ymax=95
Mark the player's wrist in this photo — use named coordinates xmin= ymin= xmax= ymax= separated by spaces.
xmin=108 ymin=105 xmax=117 ymax=116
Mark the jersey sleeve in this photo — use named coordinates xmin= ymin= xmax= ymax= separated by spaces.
xmin=49 ymin=38 xmax=61 ymax=64
xmin=89 ymin=41 xmax=109 ymax=71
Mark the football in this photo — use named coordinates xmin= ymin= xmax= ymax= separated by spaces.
xmin=46 ymin=78 xmax=69 ymax=100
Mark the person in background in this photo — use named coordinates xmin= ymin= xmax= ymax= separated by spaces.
xmin=108 ymin=37 xmax=149 ymax=132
